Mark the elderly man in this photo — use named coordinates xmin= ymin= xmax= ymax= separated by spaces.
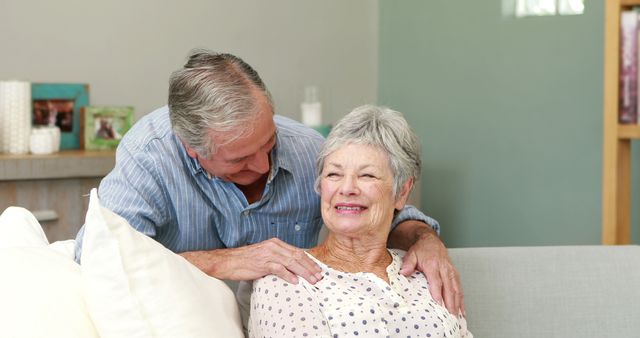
xmin=74 ymin=50 xmax=463 ymax=315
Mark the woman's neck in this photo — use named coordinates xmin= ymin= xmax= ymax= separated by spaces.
xmin=308 ymin=234 xmax=392 ymax=283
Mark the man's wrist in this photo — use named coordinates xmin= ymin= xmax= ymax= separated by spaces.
xmin=415 ymin=223 xmax=438 ymax=241
xmin=389 ymin=220 xmax=434 ymax=250
xmin=180 ymin=249 xmax=228 ymax=278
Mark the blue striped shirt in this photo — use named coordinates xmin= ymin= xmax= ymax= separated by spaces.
xmin=74 ymin=106 xmax=439 ymax=256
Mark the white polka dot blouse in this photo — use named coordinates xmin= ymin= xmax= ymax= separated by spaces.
xmin=249 ymin=249 xmax=472 ymax=338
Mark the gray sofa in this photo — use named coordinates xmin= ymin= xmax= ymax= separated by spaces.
xmin=449 ymin=245 xmax=640 ymax=338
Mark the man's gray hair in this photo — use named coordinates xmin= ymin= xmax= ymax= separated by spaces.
xmin=168 ymin=49 xmax=273 ymax=157
xmin=315 ymin=105 xmax=421 ymax=199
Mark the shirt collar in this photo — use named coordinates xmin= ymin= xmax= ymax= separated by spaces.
xmin=270 ymin=128 xmax=295 ymax=176
xmin=176 ymin=134 xmax=206 ymax=177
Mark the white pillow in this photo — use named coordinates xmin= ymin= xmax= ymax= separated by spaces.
xmin=81 ymin=188 xmax=244 ymax=338
xmin=0 ymin=206 xmax=49 ymax=248
xmin=0 ymin=206 xmax=79 ymax=260
xmin=0 ymin=247 xmax=99 ymax=338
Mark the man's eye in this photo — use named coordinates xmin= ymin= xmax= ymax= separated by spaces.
xmin=326 ymin=172 xmax=340 ymax=177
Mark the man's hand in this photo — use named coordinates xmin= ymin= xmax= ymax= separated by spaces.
xmin=179 ymin=238 xmax=323 ymax=285
xmin=388 ymin=220 xmax=465 ymax=316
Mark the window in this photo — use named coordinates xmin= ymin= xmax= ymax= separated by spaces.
xmin=514 ymin=0 xmax=584 ymax=17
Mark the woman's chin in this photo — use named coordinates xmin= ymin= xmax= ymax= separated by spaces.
xmin=326 ymin=221 xmax=368 ymax=236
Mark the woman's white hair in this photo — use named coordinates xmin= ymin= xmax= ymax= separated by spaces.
xmin=315 ymin=104 xmax=421 ymax=199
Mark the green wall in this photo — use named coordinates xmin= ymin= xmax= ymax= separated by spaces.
xmin=378 ymin=1 xmax=640 ymax=247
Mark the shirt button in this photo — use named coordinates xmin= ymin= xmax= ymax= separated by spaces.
xmin=243 ymin=210 xmax=250 ymax=216
xmin=294 ymin=223 xmax=301 ymax=231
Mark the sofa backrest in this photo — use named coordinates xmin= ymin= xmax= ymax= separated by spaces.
xmin=448 ymin=245 xmax=640 ymax=338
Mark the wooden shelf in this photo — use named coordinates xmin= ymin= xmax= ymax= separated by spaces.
xmin=602 ymin=0 xmax=638 ymax=244
xmin=0 ymin=149 xmax=116 ymax=242
xmin=0 ymin=150 xmax=115 ymax=181
xmin=0 ymin=149 xmax=114 ymax=160
xmin=621 ymin=0 xmax=640 ymax=7
xmin=618 ymin=124 xmax=640 ymax=139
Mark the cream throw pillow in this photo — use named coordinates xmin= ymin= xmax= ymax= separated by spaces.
xmin=0 ymin=206 xmax=76 ymax=259
xmin=0 ymin=206 xmax=98 ymax=338
xmin=81 ymin=188 xmax=244 ymax=338
xmin=0 ymin=206 xmax=49 ymax=248
xmin=0 ymin=247 xmax=99 ymax=338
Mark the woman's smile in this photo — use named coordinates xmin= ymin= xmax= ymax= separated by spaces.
xmin=334 ymin=203 xmax=368 ymax=214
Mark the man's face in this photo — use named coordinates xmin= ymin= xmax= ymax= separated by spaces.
xmin=185 ymin=92 xmax=277 ymax=186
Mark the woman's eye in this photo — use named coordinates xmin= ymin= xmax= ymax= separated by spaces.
xmin=361 ymin=174 xmax=376 ymax=178
xmin=326 ymin=172 xmax=340 ymax=178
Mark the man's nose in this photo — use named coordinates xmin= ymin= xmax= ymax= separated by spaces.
xmin=248 ymin=151 xmax=270 ymax=174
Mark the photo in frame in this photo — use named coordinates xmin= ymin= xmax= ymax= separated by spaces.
xmin=31 ymin=83 xmax=90 ymax=150
xmin=81 ymin=106 xmax=134 ymax=150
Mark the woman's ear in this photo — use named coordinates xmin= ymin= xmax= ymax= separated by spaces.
xmin=394 ymin=177 xmax=414 ymax=210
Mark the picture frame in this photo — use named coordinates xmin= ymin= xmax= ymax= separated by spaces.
xmin=31 ymin=83 xmax=90 ymax=150
xmin=81 ymin=106 xmax=134 ymax=150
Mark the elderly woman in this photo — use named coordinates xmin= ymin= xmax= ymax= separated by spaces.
xmin=248 ymin=105 xmax=471 ymax=338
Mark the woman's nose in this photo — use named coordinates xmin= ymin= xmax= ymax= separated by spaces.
xmin=339 ymin=176 xmax=359 ymax=195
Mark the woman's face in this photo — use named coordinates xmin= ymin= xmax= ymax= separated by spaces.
xmin=320 ymin=143 xmax=406 ymax=237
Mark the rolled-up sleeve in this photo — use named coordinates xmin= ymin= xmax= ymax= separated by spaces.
xmin=391 ymin=205 xmax=440 ymax=235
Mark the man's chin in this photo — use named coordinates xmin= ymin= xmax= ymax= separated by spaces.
xmin=228 ymin=173 xmax=266 ymax=186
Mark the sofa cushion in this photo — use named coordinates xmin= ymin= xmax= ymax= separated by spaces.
xmin=449 ymin=245 xmax=640 ymax=338
xmin=0 ymin=206 xmax=77 ymax=260
xmin=81 ymin=188 xmax=244 ymax=338
xmin=0 ymin=206 xmax=49 ymax=248
xmin=0 ymin=247 xmax=99 ymax=338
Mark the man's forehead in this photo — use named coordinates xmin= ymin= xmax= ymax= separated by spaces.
xmin=210 ymin=122 xmax=276 ymax=159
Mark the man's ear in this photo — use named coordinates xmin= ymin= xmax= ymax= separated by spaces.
xmin=394 ymin=177 xmax=414 ymax=210
xmin=181 ymin=140 xmax=199 ymax=159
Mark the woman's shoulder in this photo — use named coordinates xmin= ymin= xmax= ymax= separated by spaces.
xmin=253 ymin=274 xmax=297 ymax=291
xmin=249 ymin=273 xmax=331 ymax=338
xmin=251 ymin=274 xmax=311 ymax=303
xmin=388 ymin=248 xmax=407 ymax=260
